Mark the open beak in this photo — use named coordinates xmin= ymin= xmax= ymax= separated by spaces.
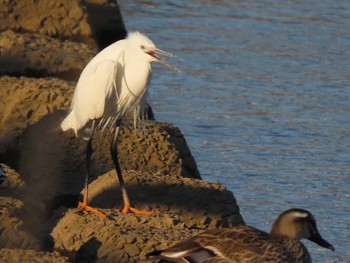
xmin=145 ymin=47 xmax=182 ymax=73
xmin=309 ymin=231 xmax=335 ymax=251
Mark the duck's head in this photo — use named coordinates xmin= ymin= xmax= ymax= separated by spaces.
xmin=270 ymin=208 xmax=335 ymax=251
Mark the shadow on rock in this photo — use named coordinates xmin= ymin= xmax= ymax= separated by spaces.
xmin=88 ymin=170 xmax=243 ymax=229
xmin=5 ymin=109 xmax=204 ymax=248
xmin=82 ymin=1 xmax=127 ymax=50
xmin=75 ymin=237 xmax=101 ymax=263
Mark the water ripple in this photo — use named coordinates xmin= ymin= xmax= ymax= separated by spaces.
xmin=120 ymin=1 xmax=350 ymax=261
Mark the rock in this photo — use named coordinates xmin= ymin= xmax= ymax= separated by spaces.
xmin=115 ymin=120 xmax=201 ymax=179
xmin=0 ymin=30 xmax=95 ymax=80
xmin=51 ymin=170 xmax=243 ymax=262
xmin=85 ymin=171 xmax=243 ymax=228
xmin=52 ymin=210 xmax=199 ymax=262
xmin=0 ymin=248 xmax=69 ymax=263
xmin=0 ymin=76 xmax=74 ymax=153
xmin=0 ymin=176 xmax=41 ymax=250
xmin=0 ymin=163 xmax=25 ymax=195
xmin=0 ymin=197 xmax=40 ymax=250
xmin=0 ymin=0 xmax=126 ymax=49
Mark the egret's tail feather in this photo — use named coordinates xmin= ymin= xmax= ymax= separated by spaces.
xmin=61 ymin=111 xmax=76 ymax=135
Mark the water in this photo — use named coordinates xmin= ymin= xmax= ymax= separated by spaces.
xmin=119 ymin=1 xmax=350 ymax=261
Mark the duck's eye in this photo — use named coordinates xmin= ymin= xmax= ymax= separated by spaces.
xmin=140 ymin=45 xmax=145 ymax=50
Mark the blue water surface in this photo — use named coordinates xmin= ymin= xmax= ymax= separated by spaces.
xmin=119 ymin=1 xmax=350 ymax=262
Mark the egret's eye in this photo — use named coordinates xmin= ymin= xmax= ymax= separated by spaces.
xmin=140 ymin=45 xmax=145 ymax=50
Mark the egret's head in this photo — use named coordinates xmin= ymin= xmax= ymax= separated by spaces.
xmin=126 ymin=32 xmax=181 ymax=72
xmin=270 ymin=208 xmax=335 ymax=251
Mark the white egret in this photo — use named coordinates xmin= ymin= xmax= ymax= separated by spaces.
xmin=61 ymin=31 xmax=180 ymax=218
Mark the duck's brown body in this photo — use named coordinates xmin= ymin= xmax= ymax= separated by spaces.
xmin=189 ymin=226 xmax=310 ymax=263
xmin=149 ymin=208 xmax=334 ymax=263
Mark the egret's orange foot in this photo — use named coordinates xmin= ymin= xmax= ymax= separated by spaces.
xmin=129 ymin=207 xmax=160 ymax=215
xmin=77 ymin=202 xmax=107 ymax=219
xmin=115 ymin=206 xmax=159 ymax=215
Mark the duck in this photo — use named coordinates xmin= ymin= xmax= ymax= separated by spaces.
xmin=148 ymin=208 xmax=334 ymax=262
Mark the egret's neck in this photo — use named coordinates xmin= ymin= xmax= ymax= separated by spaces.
xmin=119 ymin=52 xmax=152 ymax=99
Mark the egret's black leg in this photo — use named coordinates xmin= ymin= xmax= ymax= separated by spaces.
xmin=78 ymin=121 xmax=107 ymax=219
xmin=110 ymin=123 xmax=131 ymax=210
xmin=110 ymin=120 xmax=158 ymax=215
xmin=82 ymin=134 xmax=93 ymax=205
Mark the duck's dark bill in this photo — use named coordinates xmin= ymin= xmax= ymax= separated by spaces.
xmin=309 ymin=232 xmax=335 ymax=251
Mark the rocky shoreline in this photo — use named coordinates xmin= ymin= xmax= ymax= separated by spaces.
xmin=0 ymin=1 xmax=244 ymax=262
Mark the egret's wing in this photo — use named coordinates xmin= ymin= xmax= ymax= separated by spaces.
xmin=72 ymin=56 xmax=121 ymax=130
xmin=62 ymin=40 xmax=127 ymax=135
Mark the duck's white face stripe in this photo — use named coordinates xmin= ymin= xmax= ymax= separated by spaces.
xmin=291 ymin=211 xmax=309 ymax=218
xmin=205 ymin=245 xmax=227 ymax=258
xmin=163 ymin=250 xmax=192 ymax=258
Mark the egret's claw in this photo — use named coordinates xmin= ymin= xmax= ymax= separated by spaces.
xmin=77 ymin=202 xmax=107 ymax=219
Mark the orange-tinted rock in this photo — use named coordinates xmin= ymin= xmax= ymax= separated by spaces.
xmin=0 ymin=0 xmax=126 ymax=49
xmin=0 ymin=30 xmax=95 ymax=80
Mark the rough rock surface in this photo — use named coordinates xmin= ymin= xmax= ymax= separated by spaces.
xmin=0 ymin=248 xmax=68 ymax=263
xmin=0 ymin=164 xmax=40 ymax=251
xmin=0 ymin=30 xmax=95 ymax=80
xmin=0 ymin=164 xmax=69 ymax=262
xmin=51 ymin=171 xmax=242 ymax=262
xmin=0 ymin=0 xmax=126 ymax=49
xmin=0 ymin=0 xmax=244 ymax=262
xmin=0 ymin=76 xmax=74 ymax=154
